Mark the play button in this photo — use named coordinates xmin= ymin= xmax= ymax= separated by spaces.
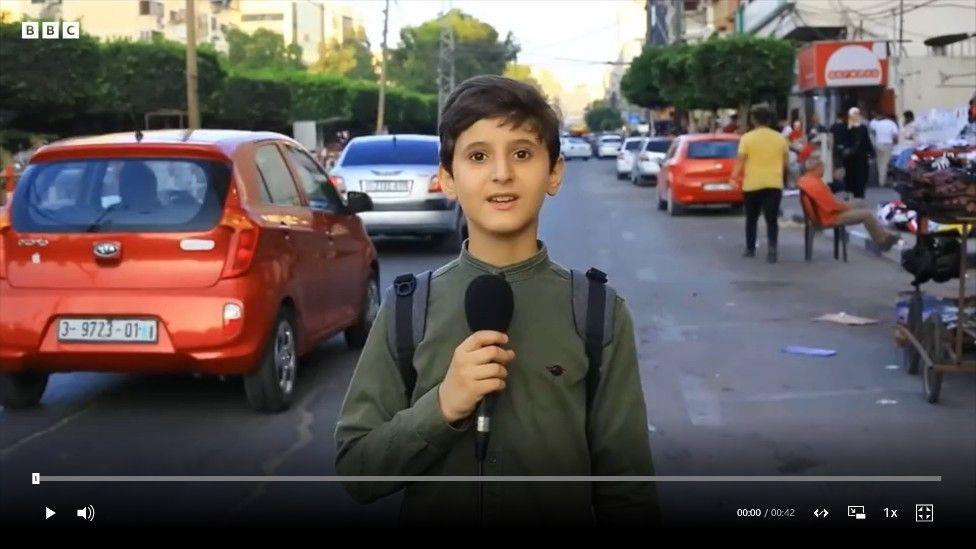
xmin=45 ymin=507 xmax=55 ymax=520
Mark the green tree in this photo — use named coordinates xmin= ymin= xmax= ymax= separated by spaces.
xmin=620 ymin=46 xmax=667 ymax=109
xmin=687 ymin=36 xmax=794 ymax=111
xmin=97 ymin=39 xmax=225 ymax=121
xmin=584 ymin=101 xmax=622 ymax=132
xmin=311 ymin=25 xmax=376 ymax=80
xmin=225 ymin=27 xmax=304 ymax=72
xmin=388 ymin=9 xmax=519 ymax=94
xmin=0 ymin=20 xmax=102 ymax=132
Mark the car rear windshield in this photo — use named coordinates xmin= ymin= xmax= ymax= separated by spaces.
xmin=600 ymin=136 xmax=621 ymax=143
xmin=341 ymin=139 xmax=438 ymax=166
xmin=624 ymin=140 xmax=643 ymax=151
xmin=644 ymin=140 xmax=671 ymax=153
xmin=11 ymin=158 xmax=231 ymax=233
xmin=687 ymin=141 xmax=738 ymax=159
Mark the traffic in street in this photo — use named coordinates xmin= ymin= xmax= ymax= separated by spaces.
xmin=3 ymin=156 xmax=973 ymax=525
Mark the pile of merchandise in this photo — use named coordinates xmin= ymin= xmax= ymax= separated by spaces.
xmin=896 ymin=149 xmax=976 ymax=221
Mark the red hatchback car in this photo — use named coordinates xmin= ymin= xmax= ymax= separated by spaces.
xmin=0 ymin=130 xmax=379 ymax=412
xmin=656 ymin=133 xmax=742 ymax=216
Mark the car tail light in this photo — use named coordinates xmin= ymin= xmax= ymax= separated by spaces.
xmin=0 ymin=207 xmax=9 ymax=280
xmin=220 ymin=208 xmax=259 ymax=279
xmin=328 ymin=175 xmax=345 ymax=192
xmin=639 ymin=153 xmax=650 ymax=161
xmin=617 ymin=153 xmax=625 ymax=160
xmin=428 ymin=174 xmax=441 ymax=193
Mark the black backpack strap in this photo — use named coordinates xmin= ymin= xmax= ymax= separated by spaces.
xmin=570 ymin=268 xmax=617 ymax=411
xmin=385 ymin=271 xmax=432 ymax=402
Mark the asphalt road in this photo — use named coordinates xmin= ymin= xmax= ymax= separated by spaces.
xmin=2 ymin=158 xmax=974 ymax=527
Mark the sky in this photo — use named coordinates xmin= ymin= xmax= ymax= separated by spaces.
xmin=359 ymin=0 xmax=645 ymax=99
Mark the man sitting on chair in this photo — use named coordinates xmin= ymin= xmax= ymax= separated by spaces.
xmin=798 ymin=155 xmax=901 ymax=251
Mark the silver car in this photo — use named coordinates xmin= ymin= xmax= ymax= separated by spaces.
xmin=329 ymin=135 xmax=466 ymax=251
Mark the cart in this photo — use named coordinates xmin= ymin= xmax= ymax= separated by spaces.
xmin=897 ymin=216 xmax=976 ymax=403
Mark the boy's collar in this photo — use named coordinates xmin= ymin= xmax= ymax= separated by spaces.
xmin=459 ymin=239 xmax=550 ymax=282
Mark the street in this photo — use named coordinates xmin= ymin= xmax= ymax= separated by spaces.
xmin=2 ymin=158 xmax=974 ymax=526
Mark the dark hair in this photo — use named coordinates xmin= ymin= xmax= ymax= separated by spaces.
xmin=750 ymin=105 xmax=774 ymax=127
xmin=438 ymin=75 xmax=560 ymax=175
xmin=903 ymin=110 xmax=915 ymax=122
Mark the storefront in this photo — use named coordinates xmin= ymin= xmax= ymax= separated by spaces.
xmin=792 ymin=40 xmax=893 ymax=129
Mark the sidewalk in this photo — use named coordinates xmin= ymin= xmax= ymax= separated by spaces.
xmin=780 ymin=186 xmax=912 ymax=264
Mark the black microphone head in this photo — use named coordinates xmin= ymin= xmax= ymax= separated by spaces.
xmin=465 ymin=274 xmax=514 ymax=333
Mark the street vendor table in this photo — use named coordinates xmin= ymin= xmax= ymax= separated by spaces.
xmin=897 ymin=216 xmax=976 ymax=403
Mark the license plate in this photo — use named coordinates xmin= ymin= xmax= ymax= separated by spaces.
xmin=704 ymin=182 xmax=733 ymax=191
xmin=57 ymin=318 xmax=158 ymax=343
xmin=362 ymin=180 xmax=411 ymax=192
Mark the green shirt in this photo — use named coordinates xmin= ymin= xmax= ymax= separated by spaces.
xmin=334 ymin=241 xmax=658 ymax=526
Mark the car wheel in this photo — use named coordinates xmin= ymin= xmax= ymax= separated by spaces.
xmin=667 ymin=187 xmax=682 ymax=216
xmin=656 ymin=184 xmax=667 ymax=210
xmin=244 ymin=308 xmax=298 ymax=413
xmin=345 ymin=274 xmax=380 ymax=349
xmin=0 ymin=372 xmax=49 ymax=409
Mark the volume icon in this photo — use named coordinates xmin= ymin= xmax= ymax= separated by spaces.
xmin=76 ymin=505 xmax=95 ymax=522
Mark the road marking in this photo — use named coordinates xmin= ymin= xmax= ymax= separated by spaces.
xmin=679 ymin=375 xmax=724 ymax=427
xmin=885 ymin=364 xmax=900 ymax=370
xmin=876 ymin=398 xmax=899 ymax=406
xmin=728 ymin=387 xmax=900 ymax=403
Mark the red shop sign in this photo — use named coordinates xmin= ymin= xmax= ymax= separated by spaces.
xmin=797 ymin=41 xmax=889 ymax=92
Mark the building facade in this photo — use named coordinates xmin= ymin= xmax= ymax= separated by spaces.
xmin=0 ymin=0 xmax=366 ymax=65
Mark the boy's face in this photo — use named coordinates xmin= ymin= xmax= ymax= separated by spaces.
xmin=439 ymin=117 xmax=564 ymax=240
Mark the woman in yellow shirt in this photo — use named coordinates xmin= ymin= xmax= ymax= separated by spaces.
xmin=731 ymin=105 xmax=789 ymax=263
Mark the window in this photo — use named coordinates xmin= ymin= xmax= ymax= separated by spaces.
xmin=624 ymin=140 xmax=643 ymax=151
xmin=254 ymin=145 xmax=303 ymax=206
xmin=285 ymin=146 xmax=343 ymax=214
xmin=139 ymin=0 xmax=150 ymax=15
xmin=644 ymin=139 xmax=671 ymax=153
xmin=342 ymin=15 xmax=354 ymax=41
xmin=12 ymin=159 xmax=230 ymax=233
xmin=687 ymin=141 xmax=738 ymax=159
xmin=340 ymin=139 xmax=439 ymax=167
xmin=241 ymin=13 xmax=284 ymax=22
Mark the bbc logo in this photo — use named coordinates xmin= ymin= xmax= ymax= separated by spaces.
xmin=21 ymin=21 xmax=80 ymax=40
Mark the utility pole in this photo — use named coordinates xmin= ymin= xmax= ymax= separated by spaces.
xmin=898 ymin=0 xmax=905 ymax=56
xmin=376 ymin=0 xmax=389 ymax=134
xmin=185 ymin=0 xmax=200 ymax=129
xmin=436 ymin=13 xmax=455 ymax=130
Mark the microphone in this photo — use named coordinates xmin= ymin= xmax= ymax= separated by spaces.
xmin=464 ymin=274 xmax=514 ymax=463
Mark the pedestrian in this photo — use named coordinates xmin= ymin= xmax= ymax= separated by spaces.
xmin=868 ymin=111 xmax=898 ymax=187
xmin=843 ymin=107 xmax=872 ymax=199
xmin=722 ymin=113 xmax=739 ymax=134
xmin=829 ymin=111 xmax=849 ymax=192
xmin=798 ymin=155 xmax=900 ymax=251
xmin=732 ymin=105 xmax=789 ymax=263
xmin=900 ymin=110 xmax=918 ymax=149
xmin=335 ymin=75 xmax=658 ymax=526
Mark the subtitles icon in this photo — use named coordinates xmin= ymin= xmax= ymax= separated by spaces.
xmin=847 ymin=505 xmax=866 ymax=520
xmin=915 ymin=504 xmax=934 ymax=523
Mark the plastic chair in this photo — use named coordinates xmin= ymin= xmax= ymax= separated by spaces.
xmin=799 ymin=188 xmax=848 ymax=262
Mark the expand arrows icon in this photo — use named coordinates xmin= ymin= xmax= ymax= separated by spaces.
xmin=814 ymin=508 xmax=830 ymax=518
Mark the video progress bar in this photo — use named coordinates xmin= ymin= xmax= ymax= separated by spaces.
xmin=33 ymin=475 xmax=943 ymax=483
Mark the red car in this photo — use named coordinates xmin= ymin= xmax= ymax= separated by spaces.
xmin=656 ymin=134 xmax=742 ymax=216
xmin=0 ymin=130 xmax=379 ymax=412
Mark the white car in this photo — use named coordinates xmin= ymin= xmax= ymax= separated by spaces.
xmin=616 ymin=137 xmax=645 ymax=179
xmin=597 ymin=135 xmax=622 ymax=158
xmin=560 ymin=137 xmax=592 ymax=160
xmin=630 ymin=137 xmax=672 ymax=186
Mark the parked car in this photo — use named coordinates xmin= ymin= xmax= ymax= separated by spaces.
xmin=328 ymin=135 xmax=466 ymax=251
xmin=560 ymin=137 xmax=592 ymax=161
xmin=616 ymin=137 xmax=645 ymax=179
xmin=0 ymin=129 xmax=379 ymax=412
xmin=656 ymin=133 xmax=741 ymax=216
xmin=597 ymin=134 xmax=623 ymax=158
xmin=630 ymin=137 xmax=672 ymax=186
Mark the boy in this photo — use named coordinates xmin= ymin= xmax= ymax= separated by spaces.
xmin=335 ymin=75 xmax=657 ymax=526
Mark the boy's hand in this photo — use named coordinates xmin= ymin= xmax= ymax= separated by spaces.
xmin=438 ymin=330 xmax=515 ymax=424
